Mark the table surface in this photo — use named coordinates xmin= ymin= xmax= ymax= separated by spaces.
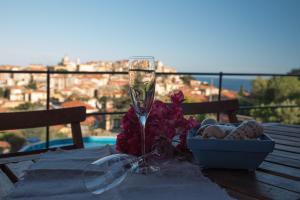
xmin=1 ymin=123 xmax=300 ymax=200
xmin=204 ymin=123 xmax=300 ymax=200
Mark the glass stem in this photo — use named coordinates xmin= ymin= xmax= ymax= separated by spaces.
xmin=139 ymin=115 xmax=147 ymax=157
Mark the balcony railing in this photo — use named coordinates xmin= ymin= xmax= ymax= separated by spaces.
xmin=0 ymin=69 xmax=299 ymax=150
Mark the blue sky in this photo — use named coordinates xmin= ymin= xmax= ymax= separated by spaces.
xmin=0 ymin=0 xmax=299 ymax=73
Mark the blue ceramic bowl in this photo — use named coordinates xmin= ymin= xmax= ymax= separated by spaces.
xmin=187 ymin=126 xmax=275 ymax=170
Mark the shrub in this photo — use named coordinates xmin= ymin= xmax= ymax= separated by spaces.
xmin=0 ymin=132 xmax=26 ymax=152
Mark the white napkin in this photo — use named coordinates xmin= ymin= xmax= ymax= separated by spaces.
xmin=6 ymin=146 xmax=234 ymax=200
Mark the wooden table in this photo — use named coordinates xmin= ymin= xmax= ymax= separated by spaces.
xmin=204 ymin=123 xmax=300 ymax=200
xmin=1 ymin=123 xmax=300 ymax=199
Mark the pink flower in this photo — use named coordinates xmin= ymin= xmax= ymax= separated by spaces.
xmin=116 ymin=90 xmax=199 ymax=156
xmin=170 ymin=90 xmax=184 ymax=104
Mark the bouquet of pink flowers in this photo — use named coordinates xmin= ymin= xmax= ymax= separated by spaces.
xmin=116 ymin=90 xmax=199 ymax=156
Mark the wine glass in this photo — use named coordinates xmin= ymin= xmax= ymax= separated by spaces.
xmin=83 ymin=151 xmax=160 ymax=195
xmin=128 ymin=56 xmax=158 ymax=174
xmin=82 ymin=57 xmax=158 ymax=195
xmin=83 ymin=154 xmax=137 ymax=195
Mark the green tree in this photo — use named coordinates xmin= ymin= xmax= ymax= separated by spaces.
xmin=97 ymin=96 xmax=108 ymax=110
xmin=14 ymin=102 xmax=34 ymax=110
xmin=180 ymin=75 xmax=194 ymax=86
xmin=65 ymin=92 xmax=89 ymax=101
xmin=47 ymin=66 xmax=55 ymax=71
xmin=266 ymin=77 xmax=300 ymax=103
xmin=0 ymin=87 xmax=4 ymax=97
xmin=0 ymin=132 xmax=26 ymax=152
xmin=236 ymin=95 xmax=253 ymax=116
xmin=55 ymin=69 xmax=68 ymax=72
xmin=26 ymin=80 xmax=37 ymax=90
xmin=250 ymin=103 xmax=278 ymax=123
xmin=22 ymin=127 xmax=46 ymax=141
xmin=250 ymin=100 xmax=300 ymax=124
xmin=249 ymin=76 xmax=300 ymax=124
xmin=288 ymin=68 xmax=300 ymax=75
xmin=275 ymin=100 xmax=300 ymax=124
xmin=238 ymin=85 xmax=244 ymax=96
xmin=114 ymin=97 xmax=131 ymax=111
xmin=0 ymin=87 xmax=10 ymax=98
xmin=14 ymin=102 xmax=43 ymax=111
xmin=251 ymin=77 xmax=268 ymax=103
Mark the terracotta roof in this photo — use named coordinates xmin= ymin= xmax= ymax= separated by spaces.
xmin=24 ymin=66 xmax=47 ymax=71
xmin=222 ymin=90 xmax=237 ymax=99
xmin=9 ymin=86 xmax=23 ymax=90
xmin=82 ymin=116 xmax=96 ymax=126
xmin=0 ymin=65 xmax=18 ymax=70
xmin=51 ymin=125 xmax=65 ymax=131
xmin=32 ymin=89 xmax=46 ymax=93
xmin=180 ymin=86 xmax=208 ymax=102
xmin=0 ymin=141 xmax=11 ymax=149
xmin=0 ymin=108 xmax=9 ymax=112
xmin=52 ymin=74 xmax=67 ymax=78
xmin=61 ymin=100 xmax=95 ymax=110
xmin=61 ymin=88 xmax=72 ymax=92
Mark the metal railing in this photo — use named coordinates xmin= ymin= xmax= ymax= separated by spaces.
xmin=0 ymin=69 xmax=300 ymax=149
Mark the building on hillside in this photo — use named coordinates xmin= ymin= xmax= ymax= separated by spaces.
xmin=198 ymin=85 xmax=219 ymax=97
xmin=63 ymin=85 xmax=95 ymax=99
xmin=51 ymin=74 xmax=68 ymax=90
xmin=8 ymin=86 xmax=24 ymax=101
xmin=155 ymin=82 xmax=166 ymax=95
xmin=109 ymin=78 xmax=128 ymax=87
xmin=25 ymin=64 xmax=46 ymax=71
xmin=50 ymin=92 xmax=66 ymax=103
xmin=54 ymin=56 xmax=77 ymax=71
xmin=112 ymin=60 xmax=127 ymax=71
xmin=77 ymin=64 xmax=96 ymax=71
xmin=180 ymin=86 xmax=208 ymax=102
xmin=94 ymin=61 xmax=113 ymax=71
xmin=89 ymin=75 xmax=109 ymax=86
xmin=61 ymin=56 xmax=70 ymax=66
xmin=6 ymin=78 xmax=15 ymax=87
xmin=60 ymin=100 xmax=107 ymax=135
xmin=12 ymin=73 xmax=31 ymax=84
xmin=0 ymin=100 xmax=24 ymax=108
xmin=190 ymin=80 xmax=202 ymax=86
xmin=165 ymin=82 xmax=182 ymax=93
xmin=59 ymin=88 xmax=73 ymax=97
xmin=15 ymin=79 xmax=30 ymax=86
xmin=156 ymin=62 xmax=177 ymax=73
xmin=87 ymin=98 xmax=99 ymax=109
xmin=24 ymin=90 xmax=47 ymax=103
xmin=0 ymin=65 xmax=20 ymax=80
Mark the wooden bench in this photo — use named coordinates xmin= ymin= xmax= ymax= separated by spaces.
xmin=0 ymin=107 xmax=86 ymax=184
xmin=178 ymin=99 xmax=239 ymax=123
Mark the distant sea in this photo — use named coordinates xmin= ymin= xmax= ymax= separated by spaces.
xmin=196 ymin=76 xmax=253 ymax=92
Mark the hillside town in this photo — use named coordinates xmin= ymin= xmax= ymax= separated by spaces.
xmin=0 ymin=56 xmax=237 ymax=139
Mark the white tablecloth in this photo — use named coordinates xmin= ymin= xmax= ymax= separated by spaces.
xmin=6 ymin=146 xmax=234 ymax=200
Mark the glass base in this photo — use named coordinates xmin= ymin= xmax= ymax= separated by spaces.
xmin=132 ymin=164 xmax=160 ymax=174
